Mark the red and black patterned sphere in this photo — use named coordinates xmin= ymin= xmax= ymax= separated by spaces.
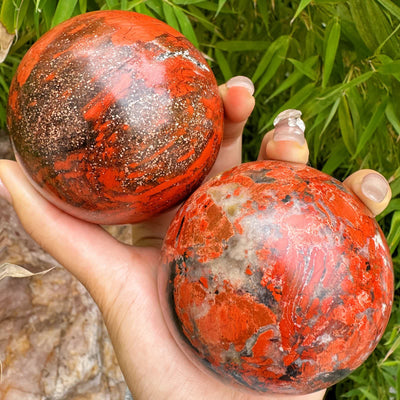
xmin=7 ymin=10 xmax=223 ymax=224
xmin=161 ymin=160 xmax=393 ymax=394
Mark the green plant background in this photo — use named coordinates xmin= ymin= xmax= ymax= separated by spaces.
xmin=1 ymin=0 xmax=400 ymax=398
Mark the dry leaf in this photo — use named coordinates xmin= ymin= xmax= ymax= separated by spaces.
xmin=0 ymin=263 xmax=55 ymax=280
xmin=0 ymin=22 xmax=14 ymax=63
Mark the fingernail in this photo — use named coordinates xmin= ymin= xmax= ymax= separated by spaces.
xmin=226 ymin=76 xmax=255 ymax=96
xmin=0 ymin=177 xmax=12 ymax=203
xmin=273 ymin=109 xmax=305 ymax=145
xmin=361 ymin=173 xmax=389 ymax=203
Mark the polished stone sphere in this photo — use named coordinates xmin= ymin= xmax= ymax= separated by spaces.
xmin=7 ymin=10 xmax=223 ymax=224
xmin=161 ymin=160 xmax=393 ymax=394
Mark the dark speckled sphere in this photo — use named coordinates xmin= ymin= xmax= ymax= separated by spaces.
xmin=161 ymin=160 xmax=393 ymax=395
xmin=7 ymin=10 xmax=223 ymax=224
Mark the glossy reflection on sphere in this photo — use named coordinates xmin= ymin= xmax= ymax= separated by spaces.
xmin=161 ymin=160 xmax=393 ymax=394
xmin=7 ymin=10 xmax=223 ymax=224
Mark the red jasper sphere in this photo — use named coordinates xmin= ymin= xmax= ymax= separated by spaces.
xmin=161 ymin=160 xmax=393 ymax=394
xmin=7 ymin=10 xmax=223 ymax=224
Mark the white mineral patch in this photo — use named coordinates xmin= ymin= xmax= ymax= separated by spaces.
xmin=190 ymin=299 xmax=211 ymax=320
xmin=207 ymin=184 xmax=249 ymax=221
xmin=155 ymin=49 xmax=209 ymax=71
xmin=316 ymin=333 xmax=334 ymax=345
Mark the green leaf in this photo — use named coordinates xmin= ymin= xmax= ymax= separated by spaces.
xmin=397 ymin=366 xmax=400 ymax=400
xmin=33 ymin=4 xmax=41 ymax=37
xmin=193 ymin=1 xmax=234 ymax=13
xmin=80 ymin=0 xmax=88 ymax=13
xmin=172 ymin=0 xmax=205 ymax=4
xmin=265 ymin=69 xmax=304 ymax=103
xmin=320 ymin=96 xmax=341 ymax=136
xmin=318 ymin=71 xmax=375 ymax=101
xmin=42 ymin=0 xmax=58 ymax=30
xmin=135 ymin=1 xmax=159 ymax=16
xmin=352 ymin=97 xmax=387 ymax=159
xmin=173 ymin=7 xmax=199 ymax=47
xmin=264 ymin=56 xmax=318 ymax=103
xmin=384 ymin=325 xmax=400 ymax=346
xmin=380 ymin=334 xmax=400 ymax=365
xmin=350 ymin=0 xmax=400 ymax=58
xmin=252 ymin=36 xmax=290 ymax=82
xmin=186 ymin=4 xmax=221 ymax=35
xmin=385 ymin=101 xmax=400 ymax=137
xmin=389 ymin=167 xmax=400 ymax=198
xmin=378 ymin=59 xmax=400 ymax=75
xmin=0 ymin=0 xmax=29 ymax=35
xmin=290 ymin=0 xmax=312 ymax=24
xmin=338 ymin=95 xmax=356 ymax=154
xmin=256 ymin=0 xmax=270 ymax=32
xmin=214 ymin=40 xmax=270 ymax=52
xmin=358 ymin=387 xmax=379 ymax=400
xmin=381 ymin=360 xmax=400 ymax=366
xmin=163 ymin=2 xmax=180 ymax=31
xmin=214 ymin=49 xmax=232 ymax=81
xmin=15 ymin=0 xmax=30 ymax=31
xmin=51 ymin=0 xmax=78 ymax=27
xmin=127 ymin=0 xmax=146 ymax=10
xmin=105 ymin=0 xmax=119 ymax=10
xmin=287 ymin=55 xmax=318 ymax=81
xmin=0 ymin=0 xmax=17 ymax=33
xmin=254 ymin=36 xmax=290 ymax=96
xmin=375 ymin=0 xmax=400 ymax=20
xmin=215 ymin=0 xmax=227 ymax=17
xmin=322 ymin=19 xmax=341 ymax=88
xmin=387 ymin=210 xmax=400 ymax=253
xmin=322 ymin=139 xmax=349 ymax=175
xmin=340 ymin=388 xmax=365 ymax=398
xmin=259 ymin=83 xmax=316 ymax=132
xmin=350 ymin=0 xmax=378 ymax=53
xmin=145 ymin=0 xmax=164 ymax=17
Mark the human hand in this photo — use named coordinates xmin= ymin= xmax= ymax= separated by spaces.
xmin=0 ymin=76 xmax=391 ymax=400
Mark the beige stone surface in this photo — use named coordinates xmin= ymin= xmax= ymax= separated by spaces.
xmin=0 ymin=200 xmax=126 ymax=400
xmin=0 ymin=137 xmax=132 ymax=399
xmin=0 ymin=198 xmax=128 ymax=399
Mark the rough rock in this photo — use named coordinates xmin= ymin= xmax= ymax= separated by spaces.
xmin=1 ymin=137 xmax=131 ymax=399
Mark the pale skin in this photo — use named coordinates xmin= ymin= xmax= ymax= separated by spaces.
xmin=0 ymin=79 xmax=391 ymax=400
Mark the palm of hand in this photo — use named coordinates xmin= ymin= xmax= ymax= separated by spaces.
xmin=0 ymin=81 xmax=390 ymax=400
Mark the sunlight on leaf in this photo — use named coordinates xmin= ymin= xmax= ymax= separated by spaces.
xmin=290 ymin=0 xmax=312 ymax=24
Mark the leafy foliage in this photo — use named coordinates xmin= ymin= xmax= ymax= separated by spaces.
xmin=1 ymin=0 xmax=400 ymax=398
